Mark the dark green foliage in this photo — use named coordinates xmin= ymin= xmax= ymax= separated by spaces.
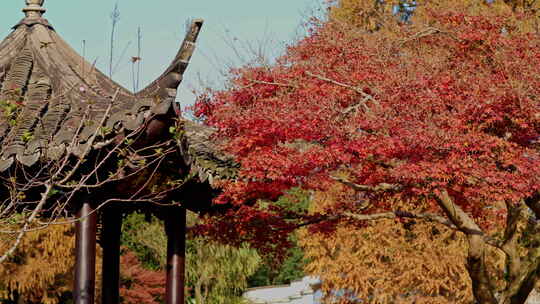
xmin=274 ymin=188 xmax=311 ymax=216
xmin=121 ymin=212 xmax=163 ymax=270
xmin=248 ymin=241 xmax=306 ymax=287
xmin=275 ymin=242 xmax=307 ymax=284
xmin=249 ymin=189 xmax=310 ymax=287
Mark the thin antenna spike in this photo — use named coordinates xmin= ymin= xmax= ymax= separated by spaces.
xmin=109 ymin=2 xmax=121 ymax=78
xmin=82 ymin=40 xmax=86 ymax=77
xmin=136 ymin=26 xmax=142 ymax=92
xmin=131 ymin=61 xmax=136 ymax=92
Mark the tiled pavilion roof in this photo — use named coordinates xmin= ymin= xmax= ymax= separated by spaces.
xmin=0 ymin=0 xmax=237 ymax=184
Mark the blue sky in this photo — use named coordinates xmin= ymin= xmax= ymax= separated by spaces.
xmin=1 ymin=0 xmax=317 ymax=108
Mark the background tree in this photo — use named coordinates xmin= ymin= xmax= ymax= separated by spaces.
xmin=194 ymin=1 xmax=540 ymax=302
xmin=121 ymin=212 xmax=262 ymax=304
xmin=119 ymin=250 xmax=165 ymax=304
xmin=299 ymin=181 xmax=507 ymax=303
xmin=328 ymin=0 xmax=540 ymax=33
xmin=121 ymin=212 xmax=167 ymax=271
xmin=0 ymin=223 xmax=77 ymax=304
xmin=0 ymin=211 xmax=264 ymax=304
xmin=248 ymin=243 xmax=306 ymax=288
xmin=186 ymin=238 xmax=260 ymax=303
xmin=246 ymin=188 xmax=308 ymax=287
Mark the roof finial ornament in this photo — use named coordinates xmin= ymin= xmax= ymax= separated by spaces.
xmin=23 ymin=0 xmax=46 ymax=19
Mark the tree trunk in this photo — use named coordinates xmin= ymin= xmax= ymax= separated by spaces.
xmin=467 ymin=234 xmax=498 ymax=304
xmin=499 ymin=202 xmax=535 ymax=304
xmin=503 ymin=272 xmax=537 ymax=304
xmin=435 ymin=190 xmax=497 ymax=304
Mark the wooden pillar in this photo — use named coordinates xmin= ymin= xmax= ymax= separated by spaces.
xmin=101 ymin=208 xmax=122 ymax=304
xmin=74 ymin=201 xmax=97 ymax=304
xmin=165 ymin=207 xmax=186 ymax=304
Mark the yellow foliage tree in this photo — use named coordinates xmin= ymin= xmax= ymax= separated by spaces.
xmin=299 ymin=183 xmax=507 ymax=304
xmin=329 ymin=0 xmax=540 ymax=33
xmin=0 ymin=223 xmax=103 ymax=304
xmin=0 ymin=224 xmax=75 ymax=304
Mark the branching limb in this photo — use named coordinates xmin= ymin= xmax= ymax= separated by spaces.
xmin=305 ymin=71 xmax=379 ymax=105
xmin=331 ymin=176 xmax=402 ymax=192
xmin=498 ymin=193 xmax=540 ymax=304
xmin=344 ymin=210 xmax=499 ymax=248
xmin=500 ymin=247 xmax=540 ymax=304
xmin=343 ymin=210 xmax=453 ymax=226
xmin=397 ymin=27 xmax=443 ymax=47
xmin=434 ymin=189 xmax=498 ymax=304
xmin=434 ymin=190 xmax=485 ymax=236
xmin=501 ymin=202 xmax=526 ymax=283
xmin=247 ymin=78 xmax=298 ymax=88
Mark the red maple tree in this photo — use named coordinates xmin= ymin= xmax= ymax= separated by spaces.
xmin=119 ymin=251 xmax=165 ymax=304
xmin=195 ymin=3 xmax=539 ymax=303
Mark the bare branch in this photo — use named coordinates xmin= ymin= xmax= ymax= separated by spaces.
xmin=396 ymin=27 xmax=446 ymax=48
xmin=291 ymin=208 xmax=497 ymax=248
xmin=247 ymin=78 xmax=298 ymax=88
xmin=58 ymin=89 xmax=119 ymax=185
xmin=434 ymin=190 xmax=484 ymax=235
xmin=305 ymin=71 xmax=379 ymax=105
xmin=291 ymin=210 xmax=453 ymax=231
xmin=331 ymin=176 xmax=402 ymax=192
xmin=0 ymin=184 xmax=52 ymax=263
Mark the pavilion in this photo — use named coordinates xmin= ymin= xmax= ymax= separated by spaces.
xmin=0 ymin=1 xmax=237 ymax=303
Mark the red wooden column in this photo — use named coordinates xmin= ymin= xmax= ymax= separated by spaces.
xmin=74 ymin=201 xmax=98 ymax=304
xmin=101 ymin=207 xmax=122 ymax=304
xmin=165 ymin=207 xmax=186 ymax=304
